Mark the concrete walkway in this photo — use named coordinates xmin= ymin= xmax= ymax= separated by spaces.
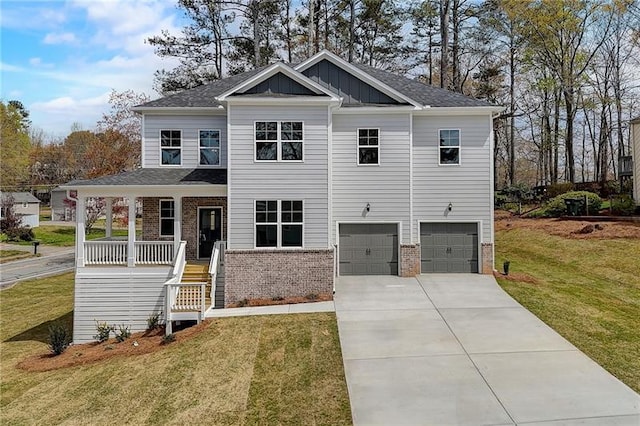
xmin=335 ymin=274 xmax=640 ymax=426
xmin=205 ymin=301 xmax=335 ymax=318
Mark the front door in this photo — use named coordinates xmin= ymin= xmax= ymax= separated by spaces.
xmin=198 ymin=207 xmax=222 ymax=259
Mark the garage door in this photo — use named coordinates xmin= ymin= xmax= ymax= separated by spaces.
xmin=339 ymin=224 xmax=398 ymax=275
xmin=420 ymin=223 xmax=478 ymax=273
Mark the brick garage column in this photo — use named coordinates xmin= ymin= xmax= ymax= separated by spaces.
xmin=224 ymin=249 xmax=334 ymax=306
xmin=481 ymin=242 xmax=494 ymax=274
xmin=400 ymin=244 xmax=420 ymax=277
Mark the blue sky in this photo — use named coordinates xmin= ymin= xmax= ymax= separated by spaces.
xmin=1 ymin=0 xmax=184 ymax=138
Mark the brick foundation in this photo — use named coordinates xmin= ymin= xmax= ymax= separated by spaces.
xmin=224 ymin=249 xmax=334 ymax=306
xmin=141 ymin=197 xmax=227 ymax=261
xmin=400 ymin=244 xmax=420 ymax=277
xmin=481 ymin=242 xmax=494 ymax=274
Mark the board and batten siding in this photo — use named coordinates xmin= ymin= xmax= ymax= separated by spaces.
xmin=143 ymin=114 xmax=228 ymax=168
xmin=412 ymin=114 xmax=493 ymax=243
xmin=331 ymin=113 xmax=411 ymax=244
xmin=73 ymin=267 xmax=172 ymax=343
xmin=227 ymin=105 xmax=330 ymax=249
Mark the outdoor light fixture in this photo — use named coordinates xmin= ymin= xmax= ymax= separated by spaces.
xmin=448 ymin=202 xmax=453 ymax=211
xmin=366 ymin=203 xmax=371 ymax=212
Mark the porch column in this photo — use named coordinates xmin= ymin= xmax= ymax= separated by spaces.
xmin=105 ymin=197 xmax=113 ymax=239
xmin=76 ymin=196 xmax=86 ymax=267
xmin=127 ymin=196 xmax=137 ymax=267
xmin=174 ymin=196 xmax=182 ymax=250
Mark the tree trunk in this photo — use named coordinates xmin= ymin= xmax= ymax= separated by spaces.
xmin=509 ymin=35 xmax=516 ymax=186
xmin=440 ymin=0 xmax=450 ymax=89
xmin=252 ymin=1 xmax=261 ymax=66
xmin=564 ymin=88 xmax=576 ymax=183
xmin=348 ymin=0 xmax=355 ymax=62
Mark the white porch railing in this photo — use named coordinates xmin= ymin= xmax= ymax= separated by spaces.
xmin=208 ymin=240 xmax=226 ymax=304
xmin=135 ymin=241 xmax=174 ymax=265
xmin=84 ymin=241 xmax=127 ymax=265
xmin=83 ymin=240 xmax=175 ymax=266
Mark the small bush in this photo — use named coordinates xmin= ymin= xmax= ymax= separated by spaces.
xmin=115 ymin=324 xmax=131 ymax=343
xmin=48 ymin=322 xmax=72 ymax=355
xmin=5 ymin=226 xmax=35 ymax=242
xmin=161 ymin=333 xmax=176 ymax=345
xmin=93 ymin=321 xmax=114 ymax=343
xmin=611 ymin=195 xmax=636 ymax=216
xmin=271 ymin=296 xmax=284 ymax=301
xmin=541 ymin=191 xmax=602 ymax=217
xmin=237 ymin=298 xmax=249 ymax=307
xmin=546 ymin=182 xmax=574 ymax=198
xmin=306 ymin=293 xmax=319 ymax=301
xmin=146 ymin=312 xmax=162 ymax=331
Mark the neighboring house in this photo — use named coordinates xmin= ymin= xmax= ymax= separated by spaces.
xmin=51 ymin=187 xmax=75 ymax=221
xmin=62 ymin=50 xmax=503 ymax=343
xmin=628 ymin=116 xmax=639 ymax=204
xmin=0 ymin=192 xmax=41 ymax=228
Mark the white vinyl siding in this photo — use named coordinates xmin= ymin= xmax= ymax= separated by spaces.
xmin=73 ymin=267 xmax=172 ymax=343
xmin=332 ymin=113 xmax=411 ymax=244
xmin=228 ymin=105 xmax=329 ymax=249
xmin=143 ymin=115 xmax=228 ymax=168
xmin=413 ymin=115 xmax=493 ymax=244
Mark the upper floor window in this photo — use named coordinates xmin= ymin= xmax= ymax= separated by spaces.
xmin=159 ymin=199 xmax=175 ymax=236
xmin=255 ymin=121 xmax=303 ymax=161
xmin=255 ymin=200 xmax=303 ymax=248
xmin=439 ymin=129 xmax=460 ymax=165
xmin=358 ymin=128 xmax=379 ymax=165
xmin=199 ymin=130 xmax=220 ymax=166
xmin=161 ymin=130 xmax=181 ymax=165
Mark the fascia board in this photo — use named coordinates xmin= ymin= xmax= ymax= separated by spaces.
xmin=294 ymin=50 xmax=422 ymax=108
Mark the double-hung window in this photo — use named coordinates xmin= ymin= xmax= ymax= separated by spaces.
xmin=358 ymin=128 xmax=379 ymax=165
xmin=255 ymin=121 xmax=303 ymax=161
xmin=159 ymin=200 xmax=175 ymax=237
xmin=255 ymin=200 xmax=303 ymax=248
xmin=160 ymin=130 xmax=181 ymax=165
xmin=199 ymin=130 xmax=220 ymax=166
xmin=439 ymin=129 xmax=460 ymax=165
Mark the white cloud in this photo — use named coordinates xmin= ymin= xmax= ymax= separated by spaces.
xmin=0 ymin=62 xmax=24 ymax=72
xmin=29 ymin=57 xmax=54 ymax=68
xmin=0 ymin=5 xmax=67 ymax=30
xmin=30 ymin=93 xmax=112 ymax=136
xmin=43 ymin=32 xmax=77 ymax=44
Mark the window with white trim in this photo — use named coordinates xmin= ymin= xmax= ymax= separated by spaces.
xmin=358 ymin=128 xmax=379 ymax=165
xmin=255 ymin=200 xmax=303 ymax=247
xmin=159 ymin=200 xmax=175 ymax=237
xmin=255 ymin=121 xmax=303 ymax=161
xmin=439 ymin=129 xmax=460 ymax=165
xmin=199 ymin=130 xmax=220 ymax=165
xmin=160 ymin=130 xmax=181 ymax=165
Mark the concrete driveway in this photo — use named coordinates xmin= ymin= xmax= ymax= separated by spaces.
xmin=335 ymin=274 xmax=640 ymax=426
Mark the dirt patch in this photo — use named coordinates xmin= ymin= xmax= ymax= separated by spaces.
xmin=17 ymin=321 xmax=213 ymax=372
xmin=228 ymin=293 xmax=333 ymax=308
xmin=495 ymin=212 xmax=640 ymax=239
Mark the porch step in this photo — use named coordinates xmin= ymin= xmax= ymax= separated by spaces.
xmin=213 ymin=266 xmax=225 ymax=309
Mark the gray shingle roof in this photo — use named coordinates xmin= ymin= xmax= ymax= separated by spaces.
xmin=64 ymin=168 xmax=227 ymax=187
xmin=137 ymin=66 xmax=269 ymax=108
xmin=0 ymin=192 xmax=40 ymax=203
xmin=351 ymin=63 xmax=494 ymax=107
xmin=137 ymin=58 xmax=495 ymax=109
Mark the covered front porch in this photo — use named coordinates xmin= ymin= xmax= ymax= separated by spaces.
xmin=62 ymin=168 xmax=228 ymax=342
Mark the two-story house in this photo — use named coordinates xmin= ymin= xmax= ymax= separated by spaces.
xmin=63 ymin=50 xmax=502 ymax=343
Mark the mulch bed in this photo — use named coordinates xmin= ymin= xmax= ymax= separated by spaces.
xmin=495 ymin=213 xmax=640 ymax=239
xmin=17 ymin=321 xmax=213 ymax=372
xmin=227 ymin=293 xmax=333 ymax=308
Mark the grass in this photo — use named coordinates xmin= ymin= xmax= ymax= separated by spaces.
xmin=0 ymin=250 xmax=33 ymax=263
xmin=39 ymin=206 xmax=51 ymax=221
xmin=495 ymin=227 xmax=640 ymax=393
xmin=1 ymin=225 xmax=129 ymax=247
xmin=0 ymin=274 xmax=352 ymax=425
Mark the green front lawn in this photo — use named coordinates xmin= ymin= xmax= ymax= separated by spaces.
xmin=0 ymin=274 xmax=352 ymax=425
xmin=1 ymin=225 xmax=129 ymax=247
xmin=495 ymin=226 xmax=640 ymax=393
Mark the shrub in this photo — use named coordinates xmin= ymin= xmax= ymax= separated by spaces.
xmin=48 ymin=322 xmax=72 ymax=355
xmin=93 ymin=321 xmax=114 ymax=343
xmin=611 ymin=195 xmax=636 ymax=216
xmin=237 ymin=298 xmax=248 ymax=307
xmin=4 ymin=226 xmax=35 ymax=242
xmin=541 ymin=191 xmax=602 ymax=217
xmin=546 ymin=182 xmax=574 ymax=198
xmin=146 ymin=312 xmax=162 ymax=331
xmin=115 ymin=324 xmax=131 ymax=343
xmin=161 ymin=333 xmax=176 ymax=345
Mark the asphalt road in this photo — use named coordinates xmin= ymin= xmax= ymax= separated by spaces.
xmin=0 ymin=250 xmax=75 ymax=289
